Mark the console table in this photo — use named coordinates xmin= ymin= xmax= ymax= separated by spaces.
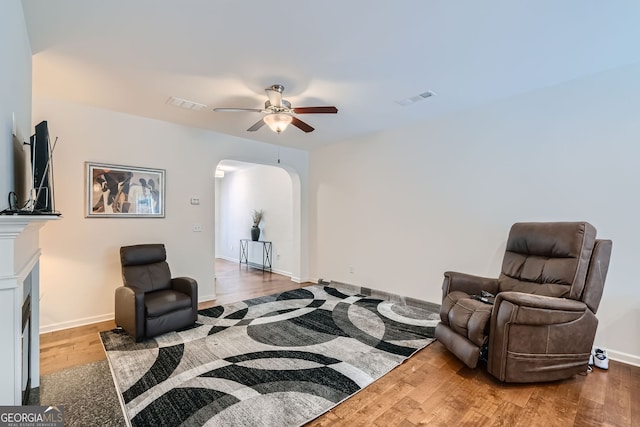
xmin=239 ymin=239 xmax=272 ymax=272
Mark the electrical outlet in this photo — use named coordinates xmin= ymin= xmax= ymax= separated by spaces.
xmin=190 ymin=197 xmax=200 ymax=205
xmin=348 ymin=265 xmax=354 ymax=274
xmin=192 ymin=224 xmax=203 ymax=232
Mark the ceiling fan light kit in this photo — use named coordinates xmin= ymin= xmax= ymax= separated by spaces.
xmin=213 ymin=84 xmax=338 ymax=134
xmin=263 ymin=113 xmax=292 ymax=134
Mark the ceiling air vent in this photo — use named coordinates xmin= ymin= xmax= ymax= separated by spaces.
xmin=166 ymin=96 xmax=207 ymax=111
xmin=396 ymin=90 xmax=436 ymax=107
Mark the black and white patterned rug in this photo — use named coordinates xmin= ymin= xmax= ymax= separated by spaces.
xmin=101 ymin=285 xmax=438 ymax=427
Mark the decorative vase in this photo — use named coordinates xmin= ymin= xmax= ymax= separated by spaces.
xmin=251 ymin=225 xmax=260 ymax=241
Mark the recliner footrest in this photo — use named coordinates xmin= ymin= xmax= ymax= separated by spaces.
xmin=435 ymin=323 xmax=481 ymax=368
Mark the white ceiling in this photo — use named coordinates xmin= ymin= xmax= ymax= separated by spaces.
xmin=21 ymin=1 xmax=640 ymax=150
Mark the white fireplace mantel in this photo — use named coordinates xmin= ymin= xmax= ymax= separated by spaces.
xmin=0 ymin=214 xmax=58 ymax=405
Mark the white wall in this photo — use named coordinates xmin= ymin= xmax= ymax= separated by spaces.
xmin=310 ymin=63 xmax=640 ymax=365
xmin=0 ymin=0 xmax=33 ymax=405
xmin=33 ymin=96 xmax=309 ymax=332
xmin=0 ymin=1 xmax=32 ymax=209
xmin=216 ymin=164 xmax=294 ymax=276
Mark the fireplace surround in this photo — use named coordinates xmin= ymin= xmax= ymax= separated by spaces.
xmin=0 ymin=215 xmax=57 ymax=405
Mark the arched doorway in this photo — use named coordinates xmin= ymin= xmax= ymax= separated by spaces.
xmin=214 ymin=159 xmax=303 ymax=283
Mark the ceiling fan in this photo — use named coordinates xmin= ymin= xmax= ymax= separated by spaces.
xmin=213 ymin=84 xmax=338 ymax=134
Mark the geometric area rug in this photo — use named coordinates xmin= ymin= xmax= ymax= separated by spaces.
xmin=100 ymin=285 xmax=439 ymax=427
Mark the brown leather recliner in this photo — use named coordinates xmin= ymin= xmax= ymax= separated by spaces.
xmin=115 ymin=244 xmax=198 ymax=341
xmin=435 ymin=222 xmax=612 ymax=383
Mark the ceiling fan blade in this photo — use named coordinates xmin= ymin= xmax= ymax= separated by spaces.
xmin=292 ymin=106 xmax=338 ymax=114
xmin=265 ymin=84 xmax=284 ymax=108
xmin=291 ymin=116 xmax=314 ymax=133
xmin=247 ymin=119 xmax=266 ymax=132
xmin=214 ymin=108 xmax=263 ymax=113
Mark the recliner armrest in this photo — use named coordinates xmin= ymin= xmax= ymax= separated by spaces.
xmin=114 ymin=285 xmax=145 ymax=341
xmin=443 ymin=271 xmax=499 ymax=297
xmin=496 ymin=291 xmax=586 ymax=312
xmin=171 ymin=277 xmax=198 ymax=298
xmin=171 ymin=277 xmax=198 ymax=323
xmin=494 ymin=291 xmax=588 ymax=327
xmin=115 ymin=284 xmax=145 ymax=307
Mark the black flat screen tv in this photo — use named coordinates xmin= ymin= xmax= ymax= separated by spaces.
xmin=30 ymin=120 xmax=52 ymax=212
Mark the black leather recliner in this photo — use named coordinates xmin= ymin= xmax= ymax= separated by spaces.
xmin=115 ymin=244 xmax=198 ymax=341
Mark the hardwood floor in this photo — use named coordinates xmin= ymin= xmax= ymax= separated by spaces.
xmin=40 ymin=259 xmax=639 ymax=426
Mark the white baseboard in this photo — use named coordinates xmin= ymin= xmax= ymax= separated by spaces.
xmin=292 ymin=276 xmax=316 ymax=284
xmin=199 ymin=293 xmax=216 ymax=303
xmin=40 ymin=292 xmax=221 ymax=334
xmin=599 ymin=347 xmax=640 ymax=367
xmin=40 ymin=313 xmax=115 ymax=334
xmin=271 ymin=267 xmax=291 ymax=277
xmin=38 ymin=282 xmax=295 ymax=334
xmin=40 ymin=294 xmax=218 ymax=334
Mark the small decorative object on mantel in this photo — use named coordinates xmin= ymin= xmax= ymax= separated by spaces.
xmin=251 ymin=209 xmax=263 ymax=241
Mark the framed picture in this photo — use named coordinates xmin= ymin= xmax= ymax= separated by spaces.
xmin=86 ymin=162 xmax=165 ymax=218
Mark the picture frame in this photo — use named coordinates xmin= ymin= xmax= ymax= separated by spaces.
xmin=86 ymin=162 xmax=165 ymax=218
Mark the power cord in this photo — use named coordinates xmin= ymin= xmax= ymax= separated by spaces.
xmin=8 ymin=191 xmax=17 ymax=210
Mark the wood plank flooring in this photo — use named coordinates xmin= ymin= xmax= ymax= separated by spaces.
xmin=40 ymin=259 xmax=639 ymax=426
